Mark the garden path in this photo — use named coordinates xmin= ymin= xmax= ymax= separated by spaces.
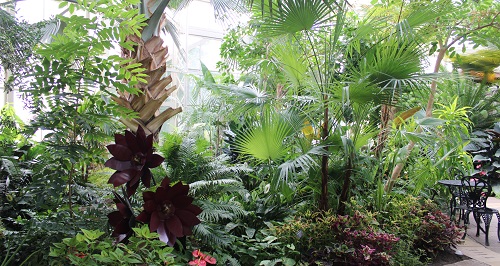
xmin=449 ymin=196 xmax=500 ymax=265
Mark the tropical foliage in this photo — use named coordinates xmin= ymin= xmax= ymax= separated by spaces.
xmin=1 ymin=0 xmax=499 ymax=265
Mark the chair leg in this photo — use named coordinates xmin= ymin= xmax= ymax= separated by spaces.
xmin=462 ymin=210 xmax=470 ymax=239
xmin=475 ymin=212 xmax=482 ymax=237
xmin=481 ymin=213 xmax=493 ymax=246
xmin=496 ymin=214 xmax=500 ymax=242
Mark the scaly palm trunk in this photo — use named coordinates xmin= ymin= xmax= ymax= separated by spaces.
xmin=113 ymin=34 xmax=181 ymax=138
xmin=112 ymin=0 xmax=181 ymax=138
xmin=374 ymin=104 xmax=396 ymax=158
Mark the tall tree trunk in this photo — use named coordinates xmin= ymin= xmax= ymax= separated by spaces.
xmin=319 ymin=99 xmax=329 ymax=211
xmin=337 ymin=155 xmax=352 ymax=215
xmin=384 ymin=47 xmax=446 ymax=192
xmin=374 ymin=104 xmax=396 ymax=158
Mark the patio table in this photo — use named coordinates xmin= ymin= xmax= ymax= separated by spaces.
xmin=438 ymin=179 xmax=464 ymax=217
xmin=438 ymin=179 xmax=483 ymax=216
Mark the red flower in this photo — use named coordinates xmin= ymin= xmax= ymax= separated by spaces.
xmin=74 ymin=252 xmax=86 ymax=258
xmin=107 ymin=193 xmax=135 ymax=243
xmin=105 ymin=126 xmax=164 ymax=196
xmin=136 ymin=177 xmax=202 ymax=246
xmin=189 ymin=250 xmax=216 ymax=265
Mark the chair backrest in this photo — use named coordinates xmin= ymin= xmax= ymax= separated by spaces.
xmin=461 ymin=176 xmax=492 ymax=209
xmin=448 ymin=167 xmax=465 ymax=180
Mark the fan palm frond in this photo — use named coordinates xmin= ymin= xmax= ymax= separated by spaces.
xmin=235 ymin=107 xmax=302 ymax=162
xmin=270 ymin=38 xmax=309 ymax=88
xmin=260 ymin=0 xmax=335 ymax=36
xmin=277 ymin=145 xmax=326 ymax=183
xmin=347 ymin=36 xmax=427 ymax=105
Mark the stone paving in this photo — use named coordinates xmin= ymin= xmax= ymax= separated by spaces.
xmin=446 ymin=196 xmax=500 ymax=265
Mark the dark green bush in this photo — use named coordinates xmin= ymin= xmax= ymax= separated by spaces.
xmin=274 ymin=210 xmax=399 ymax=265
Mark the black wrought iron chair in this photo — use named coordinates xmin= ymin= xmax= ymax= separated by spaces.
xmin=447 ymin=167 xmax=466 ymax=218
xmin=458 ymin=176 xmax=500 ymax=246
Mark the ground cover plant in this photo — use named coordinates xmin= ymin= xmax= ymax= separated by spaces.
xmin=1 ymin=0 xmax=500 ymax=265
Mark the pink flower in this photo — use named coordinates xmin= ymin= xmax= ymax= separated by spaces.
xmin=189 ymin=250 xmax=216 ymax=265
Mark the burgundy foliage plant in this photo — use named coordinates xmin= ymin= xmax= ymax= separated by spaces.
xmin=136 ymin=177 xmax=202 ymax=246
xmin=107 ymin=192 xmax=135 ymax=243
xmin=105 ymin=126 xmax=164 ymax=196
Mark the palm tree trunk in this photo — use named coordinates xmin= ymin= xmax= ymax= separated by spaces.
xmin=319 ymin=98 xmax=329 ymax=211
xmin=113 ymin=30 xmax=181 ymax=138
xmin=374 ymin=104 xmax=396 ymax=158
xmin=337 ymin=155 xmax=352 ymax=215
xmin=384 ymin=47 xmax=446 ymax=192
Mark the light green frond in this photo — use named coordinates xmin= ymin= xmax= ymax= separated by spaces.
xmin=235 ymin=108 xmax=301 ymax=162
xmin=260 ymin=0 xmax=335 ymax=36
xmin=277 ymin=145 xmax=325 ymax=182
xmin=271 ymin=39 xmax=309 ymax=88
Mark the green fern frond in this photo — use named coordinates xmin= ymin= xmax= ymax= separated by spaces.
xmin=198 ymin=200 xmax=247 ymax=223
xmin=216 ymin=254 xmax=241 ymax=266
xmin=190 ymin=179 xmax=243 ymax=195
xmin=193 ymin=223 xmax=234 ymax=248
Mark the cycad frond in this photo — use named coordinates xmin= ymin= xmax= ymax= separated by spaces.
xmin=216 ymin=254 xmax=242 ymax=266
xmin=197 ymin=200 xmax=247 ymax=222
xmin=193 ymin=223 xmax=234 ymax=247
xmin=190 ymin=178 xmax=245 ymax=196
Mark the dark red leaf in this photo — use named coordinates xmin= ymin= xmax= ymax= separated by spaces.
xmin=167 ymin=182 xmax=189 ymax=200
xmin=146 ymin=154 xmax=164 ymax=168
xmin=185 ymin=204 xmax=203 ymax=215
xmin=143 ymin=200 xmax=156 ymax=213
xmin=141 ymin=168 xmax=152 ymax=188
xmin=125 ymin=130 xmax=141 ymax=153
xmin=172 ymin=195 xmax=193 ymax=208
xmin=165 ymin=215 xmax=183 ymax=237
xmin=126 ymin=181 xmax=139 ymax=197
xmin=160 ymin=177 xmax=171 ymax=188
xmin=108 ymin=211 xmax=122 ymax=226
xmin=144 ymin=133 xmax=154 ymax=153
xmin=143 ymin=191 xmax=155 ymax=201
xmin=154 ymin=187 xmax=169 ymax=203
xmin=136 ymin=211 xmax=149 ymax=223
xmin=106 ymin=144 xmax=133 ymax=161
xmin=175 ymin=209 xmax=201 ymax=226
xmin=117 ymin=203 xmax=131 ymax=216
xmin=108 ymin=170 xmax=134 ymax=187
xmin=150 ymin=211 xmax=161 ymax=232
xmin=105 ymin=158 xmax=133 ymax=171
xmin=114 ymin=133 xmax=126 ymax=145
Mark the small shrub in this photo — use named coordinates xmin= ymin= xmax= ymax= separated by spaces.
xmin=275 ymin=210 xmax=399 ymax=265
xmin=49 ymin=225 xmax=179 ymax=266
xmin=412 ymin=201 xmax=463 ymax=256
xmin=378 ymin=196 xmax=463 ymax=258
